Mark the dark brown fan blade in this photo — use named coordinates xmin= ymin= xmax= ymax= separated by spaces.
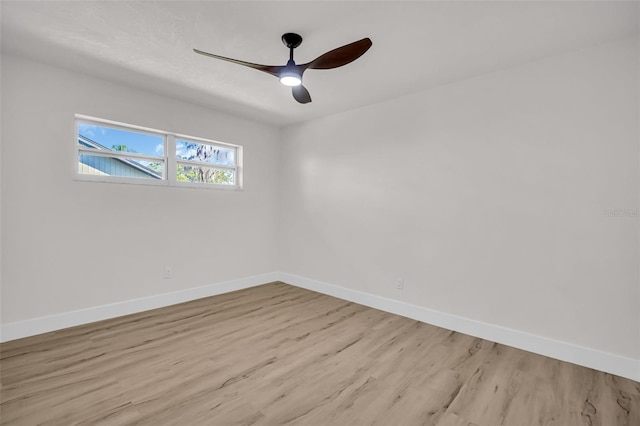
xmin=292 ymin=85 xmax=312 ymax=104
xmin=193 ymin=48 xmax=283 ymax=77
xmin=302 ymin=38 xmax=372 ymax=70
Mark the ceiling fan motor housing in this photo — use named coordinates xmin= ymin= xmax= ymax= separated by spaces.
xmin=282 ymin=33 xmax=303 ymax=49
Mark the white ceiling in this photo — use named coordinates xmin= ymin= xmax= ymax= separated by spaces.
xmin=2 ymin=1 xmax=638 ymax=126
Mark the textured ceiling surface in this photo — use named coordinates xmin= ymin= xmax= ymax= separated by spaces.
xmin=2 ymin=1 xmax=638 ymax=126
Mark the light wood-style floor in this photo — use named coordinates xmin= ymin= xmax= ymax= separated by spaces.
xmin=1 ymin=282 xmax=638 ymax=425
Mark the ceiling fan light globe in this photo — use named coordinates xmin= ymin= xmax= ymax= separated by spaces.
xmin=280 ymin=74 xmax=302 ymax=87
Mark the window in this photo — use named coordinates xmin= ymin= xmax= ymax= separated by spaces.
xmin=175 ymin=138 xmax=237 ymax=185
xmin=75 ymin=115 xmax=242 ymax=189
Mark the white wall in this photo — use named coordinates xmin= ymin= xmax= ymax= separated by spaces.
xmin=1 ymin=54 xmax=280 ymax=324
xmin=1 ymin=38 xmax=638 ymax=380
xmin=0 ymin=54 xmax=3 ymax=327
xmin=279 ymin=38 xmax=639 ymax=362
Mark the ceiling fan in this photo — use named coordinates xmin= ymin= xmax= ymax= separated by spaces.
xmin=194 ymin=33 xmax=372 ymax=104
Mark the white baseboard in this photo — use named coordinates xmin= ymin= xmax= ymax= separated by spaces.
xmin=0 ymin=272 xmax=279 ymax=343
xmin=2 ymin=271 xmax=638 ymax=382
xmin=278 ymin=272 xmax=640 ymax=382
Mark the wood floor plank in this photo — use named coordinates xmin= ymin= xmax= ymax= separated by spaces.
xmin=1 ymin=282 xmax=638 ymax=425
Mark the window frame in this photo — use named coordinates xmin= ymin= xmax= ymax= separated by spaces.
xmin=173 ymin=134 xmax=242 ymax=189
xmin=74 ymin=114 xmax=243 ymax=190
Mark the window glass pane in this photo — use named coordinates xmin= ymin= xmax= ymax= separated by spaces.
xmin=78 ymin=122 xmax=164 ymax=156
xmin=176 ymin=139 xmax=235 ymax=166
xmin=79 ymin=154 xmax=164 ymax=179
xmin=177 ymin=164 xmax=235 ymax=185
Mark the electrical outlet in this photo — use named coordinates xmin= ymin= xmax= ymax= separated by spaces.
xmin=164 ymin=266 xmax=172 ymax=279
xmin=395 ymin=277 xmax=404 ymax=290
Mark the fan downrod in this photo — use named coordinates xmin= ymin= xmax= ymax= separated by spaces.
xmin=281 ymin=33 xmax=303 ymax=49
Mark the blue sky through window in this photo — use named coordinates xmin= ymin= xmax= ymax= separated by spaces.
xmin=78 ymin=122 xmax=164 ymax=156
